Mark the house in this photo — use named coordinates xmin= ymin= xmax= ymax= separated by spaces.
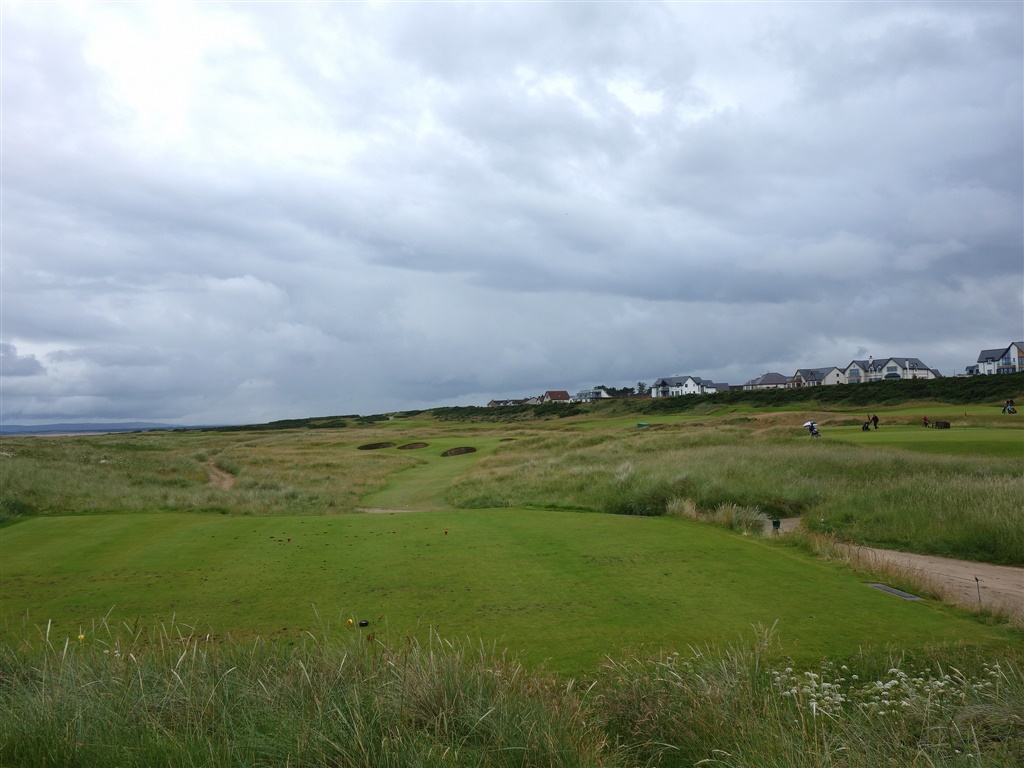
xmin=844 ymin=358 xmax=880 ymax=384
xmin=742 ymin=372 xmax=789 ymax=390
xmin=486 ymin=396 xmax=543 ymax=407
xmin=541 ymin=390 xmax=572 ymax=404
xmin=967 ymin=342 xmax=1024 ymax=375
xmin=651 ymin=376 xmax=727 ymax=397
xmin=845 ymin=357 xmax=939 ymax=383
xmin=787 ymin=367 xmax=845 ymax=388
xmin=575 ymin=387 xmax=613 ymax=402
xmin=875 ymin=358 xmax=940 ymax=381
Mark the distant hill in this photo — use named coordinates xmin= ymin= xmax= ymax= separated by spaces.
xmin=0 ymin=422 xmax=180 ymax=435
xmin=8 ymin=374 xmax=1021 ymax=434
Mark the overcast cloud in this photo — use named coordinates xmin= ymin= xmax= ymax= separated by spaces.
xmin=2 ymin=1 xmax=1022 ymax=425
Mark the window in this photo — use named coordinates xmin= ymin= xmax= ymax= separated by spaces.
xmin=886 ymin=366 xmax=897 ymax=373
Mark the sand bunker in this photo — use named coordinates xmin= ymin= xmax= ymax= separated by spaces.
xmin=398 ymin=442 xmax=429 ymax=450
xmin=357 ymin=442 xmax=396 ymax=450
xmin=441 ymin=446 xmax=477 ymax=457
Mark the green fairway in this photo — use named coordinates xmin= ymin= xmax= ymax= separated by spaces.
xmin=358 ymin=435 xmax=508 ymax=509
xmin=1 ymin=509 xmax=1017 ymax=674
xmin=829 ymin=424 xmax=1024 ymax=457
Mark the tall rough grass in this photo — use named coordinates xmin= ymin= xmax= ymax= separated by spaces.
xmin=446 ymin=428 xmax=1024 ymax=564
xmin=0 ymin=619 xmax=603 ymax=767
xmin=595 ymin=633 xmax=1024 ymax=767
xmin=667 ymin=498 xmax=770 ymax=534
xmin=2 ymin=621 xmax=1020 ymax=767
xmin=0 ymin=431 xmax=417 ymax=518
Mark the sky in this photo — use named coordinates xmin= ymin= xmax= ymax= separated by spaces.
xmin=2 ymin=1 xmax=1022 ymax=426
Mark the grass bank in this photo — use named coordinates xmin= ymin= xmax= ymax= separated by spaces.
xmin=1 ymin=623 xmax=1020 ymax=767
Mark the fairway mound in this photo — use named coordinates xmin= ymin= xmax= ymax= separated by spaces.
xmin=398 ymin=442 xmax=429 ymax=450
xmin=357 ymin=442 xmax=396 ymax=450
xmin=441 ymin=446 xmax=477 ymax=457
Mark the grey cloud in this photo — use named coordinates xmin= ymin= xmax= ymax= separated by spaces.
xmin=0 ymin=344 xmax=46 ymax=377
xmin=2 ymin=2 xmax=1020 ymax=424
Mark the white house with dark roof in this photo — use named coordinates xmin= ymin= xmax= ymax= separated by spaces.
xmin=844 ymin=357 xmax=939 ymax=383
xmin=651 ymin=376 xmax=727 ymax=397
xmin=787 ymin=367 xmax=846 ymax=388
xmin=967 ymin=342 xmax=1024 ymax=375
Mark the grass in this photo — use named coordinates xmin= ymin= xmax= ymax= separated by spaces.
xmin=1 ymin=622 xmax=1020 ymax=767
xmin=443 ymin=423 xmax=1024 ymax=564
xmin=2 ymin=509 xmax=1020 ymax=674
xmin=594 ymin=636 xmax=1024 ymax=767
xmin=0 ymin=622 xmax=603 ymax=767
xmin=830 ymin=421 xmax=1024 ymax=457
xmin=359 ymin=436 xmax=508 ymax=510
xmin=0 ymin=429 xmax=451 ymax=519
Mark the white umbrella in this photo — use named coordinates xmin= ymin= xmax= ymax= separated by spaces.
xmin=803 ymin=421 xmax=816 ymax=427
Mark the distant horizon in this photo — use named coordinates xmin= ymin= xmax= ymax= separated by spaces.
xmin=6 ymin=365 xmax=1023 ymax=430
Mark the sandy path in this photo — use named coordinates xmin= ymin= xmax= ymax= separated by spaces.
xmin=205 ymin=458 xmax=236 ymax=490
xmin=841 ymin=545 xmax=1023 ymax=615
xmin=777 ymin=517 xmax=1023 ymax=616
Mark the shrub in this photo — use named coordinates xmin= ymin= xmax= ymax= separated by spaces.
xmin=0 ymin=497 xmax=32 ymax=524
xmin=602 ymin=473 xmax=690 ymax=517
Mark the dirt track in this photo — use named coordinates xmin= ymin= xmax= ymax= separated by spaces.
xmin=205 ymin=459 xmax=236 ymax=490
xmin=839 ymin=545 xmax=1023 ymax=616
xmin=777 ymin=517 xmax=1024 ymax=616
